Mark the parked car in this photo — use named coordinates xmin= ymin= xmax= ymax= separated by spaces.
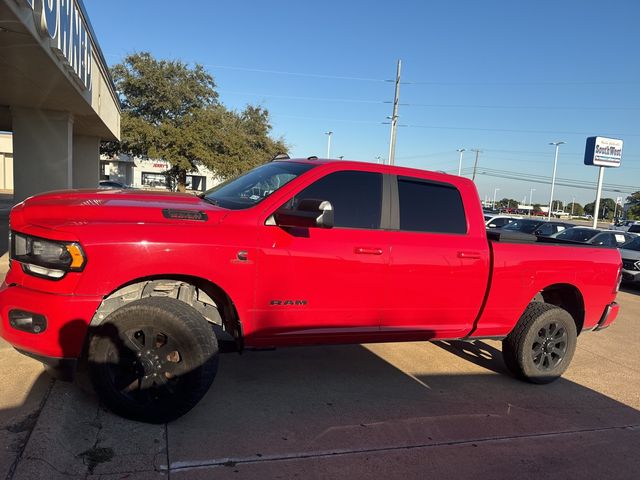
xmin=0 ymin=158 xmax=622 ymax=423
xmin=611 ymin=220 xmax=640 ymax=232
xmin=484 ymin=214 xmax=519 ymax=229
xmin=99 ymin=180 xmax=131 ymax=189
xmin=499 ymin=218 xmax=572 ymax=237
xmin=550 ymin=227 xmax=635 ymax=248
xmin=620 ymin=236 xmax=640 ymax=285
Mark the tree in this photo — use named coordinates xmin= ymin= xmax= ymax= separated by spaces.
xmin=102 ymin=52 xmax=287 ymax=191
xmin=626 ymin=191 xmax=640 ymax=220
xmin=497 ymin=198 xmax=519 ymax=209
xmin=566 ymin=202 xmax=584 ymax=216
xmin=584 ymin=198 xmax=616 ymax=220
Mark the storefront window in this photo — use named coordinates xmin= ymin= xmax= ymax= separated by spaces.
xmin=141 ymin=172 xmax=169 ymax=189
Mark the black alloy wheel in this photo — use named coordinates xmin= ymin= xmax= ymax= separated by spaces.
xmin=88 ymin=297 xmax=218 ymax=423
xmin=502 ymin=302 xmax=577 ymax=384
xmin=531 ymin=321 xmax=568 ymax=372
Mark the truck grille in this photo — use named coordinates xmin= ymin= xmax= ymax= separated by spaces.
xmin=622 ymin=259 xmax=639 ymax=271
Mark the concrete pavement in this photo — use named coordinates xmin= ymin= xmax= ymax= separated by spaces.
xmin=1 ymin=287 xmax=639 ymax=479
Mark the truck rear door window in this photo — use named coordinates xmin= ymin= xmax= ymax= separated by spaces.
xmin=397 ymin=177 xmax=467 ymax=234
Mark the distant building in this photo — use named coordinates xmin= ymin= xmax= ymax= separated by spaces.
xmin=100 ymin=155 xmax=222 ymax=193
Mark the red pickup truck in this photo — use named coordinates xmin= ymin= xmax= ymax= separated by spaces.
xmin=0 ymin=158 xmax=622 ymax=423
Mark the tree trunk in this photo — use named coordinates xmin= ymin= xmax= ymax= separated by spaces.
xmin=177 ymin=168 xmax=187 ymax=193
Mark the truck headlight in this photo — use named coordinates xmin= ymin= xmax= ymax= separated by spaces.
xmin=11 ymin=232 xmax=86 ymax=279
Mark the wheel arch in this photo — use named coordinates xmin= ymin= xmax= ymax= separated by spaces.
xmin=90 ymin=275 xmax=243 ymax=349
xmin=533 ymin=283 xmax=585 ymax=334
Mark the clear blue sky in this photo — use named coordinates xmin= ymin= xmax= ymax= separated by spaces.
xmin=84 ymin=0 xmax=640 ymax=206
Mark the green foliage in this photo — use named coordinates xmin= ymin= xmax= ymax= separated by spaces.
xmin=102 ymin=52 xmax=287 ymax=191
xmin=626 ymin=191 xmax=640 ymax=220
xmin=496 ymin=198 xmax=519 ymax=209
xmin=533 ymin=204 xmax=542 ymax=213
xmin=566 ymin=202 xmax=584 ymax=216
xmin=584 ymin=198 xmax=617 ymax=220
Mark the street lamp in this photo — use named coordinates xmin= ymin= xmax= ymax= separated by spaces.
xmin=324 ymin=131 xmax=333 ymax=158
xmin=548 ymin=141 xmax=565 ymax=220
xmin=456 ymin=148 xmax=465 ymax=176
xmin=493 ymin=187 xmax=500 ymax=209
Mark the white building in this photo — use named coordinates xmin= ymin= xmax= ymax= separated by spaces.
xmin=100 ymin=155 xmax=222 ymax=193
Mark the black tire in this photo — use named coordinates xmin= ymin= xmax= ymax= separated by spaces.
xmin=502 ymin=302 xmax=577 ymax=384
xmin=88 ymin=297 xmax=218 ymax=423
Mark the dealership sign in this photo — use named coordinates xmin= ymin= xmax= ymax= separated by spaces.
xmin=584 ymin=136 xmax=623 ymax=168
xmin=17 ymin=0 xmax=92 ymax=91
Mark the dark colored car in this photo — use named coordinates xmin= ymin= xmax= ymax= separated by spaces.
xmin=99 ymin=180 xmax=131 ymax=189
xmin=551 ymin=228 xmax=636 ymax=248
xmin=500 ymin=219 xmax=572 ymax=237
xmin=620 ymin=236 xmax=640 ymax=284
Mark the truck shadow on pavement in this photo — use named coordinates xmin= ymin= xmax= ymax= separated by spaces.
xmin=3 ymin=336 xmax=640 ymax=478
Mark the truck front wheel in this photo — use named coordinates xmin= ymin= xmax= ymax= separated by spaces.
xmin=502 ymin=302 xmax=577 ymax=384
xmin=87 ymin=297 xmax=218 ymax=423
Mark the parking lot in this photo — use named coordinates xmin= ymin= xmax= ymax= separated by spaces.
xmin=1 ymin=265 xmax=639 ymax=478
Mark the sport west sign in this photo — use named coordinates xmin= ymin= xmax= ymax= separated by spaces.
xmin=17 ymin=0 xmax=92 ymax=91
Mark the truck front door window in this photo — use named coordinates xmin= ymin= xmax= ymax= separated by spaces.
xmin=285 ymin=170 xmax=383 ymax=229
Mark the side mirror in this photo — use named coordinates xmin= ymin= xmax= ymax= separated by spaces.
xmin=273 ymin=198 xmax=334 ymax=229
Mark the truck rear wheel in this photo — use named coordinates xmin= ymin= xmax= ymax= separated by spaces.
xmin=502 ymin=302 xmax=577 ymax=384
xmin=88 ymin=297 xmax=218 ymax=423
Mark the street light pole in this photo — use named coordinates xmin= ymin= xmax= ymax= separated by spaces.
xmin=325 ymin=131 xmax=333 ymax=158
xmin=571 ymin=196 xmax=575 ymax=216
xmin=548 ymin=141 xmax=565 ymax=220
xmin=493 ymin=188 xmax=500 ymax=209
xmin=529 ymin=188 xmax=536 ymax=216
xmin=457 ymin=148 xmax=465 ymax=176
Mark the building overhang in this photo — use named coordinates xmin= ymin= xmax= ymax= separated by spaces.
xmin=0 ymin=0 xmax=120 ymax=140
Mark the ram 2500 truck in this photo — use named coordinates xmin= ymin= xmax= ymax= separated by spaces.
xmin=0 ymin=158 xmax=622 ymax=423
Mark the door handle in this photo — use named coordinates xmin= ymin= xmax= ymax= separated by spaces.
xmin=457 ymin=251 xmax=482 ymax=259
xmin=354 ymin=247 xmax=384 ymax=255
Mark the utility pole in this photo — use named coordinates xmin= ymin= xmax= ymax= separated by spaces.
xmin=471 ymin=149 xmax=482 ymax=181
xmin=571 ymin=196 xmax=575 ymax=216
xmin=387 ymin=59 xmax=402 ymax=165
xmin=457 ymin=148 xmax=465 ymax=176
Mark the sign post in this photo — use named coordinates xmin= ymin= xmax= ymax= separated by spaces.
xmin=584 ymin=137 xmax=623 ymax=228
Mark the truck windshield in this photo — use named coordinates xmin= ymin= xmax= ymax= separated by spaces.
xmin=202 ymin=161 xmax=316 ymax=210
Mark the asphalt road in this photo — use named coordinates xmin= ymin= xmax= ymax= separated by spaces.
xmin=1 ymin=286 xmax=639 ymax=479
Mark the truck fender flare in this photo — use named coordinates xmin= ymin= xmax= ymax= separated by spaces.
xmin=89 ymin=276 xmax=243 ymax=348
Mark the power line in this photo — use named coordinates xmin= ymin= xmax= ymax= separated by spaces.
xmin=202 ymin=64 xmax=388 ymax=83
xmin=458 ymin=167 xmax=637 ymax=194
xmin=390 ymin=102 xmax=640 ymax=111
xmin=401 ymin=80 xmax=640 ymax=86
xmin=219 ymin=90 xmax=384 ymax=105
xmin=398 ymin=123 xmax=640 ymax=137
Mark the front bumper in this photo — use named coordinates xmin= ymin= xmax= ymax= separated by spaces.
xmin=0 ymin=282 xmax=102 ymax=360
xmin=593 ymin=302 xmax=620 ymax=331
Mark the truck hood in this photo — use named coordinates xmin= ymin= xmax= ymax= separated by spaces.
xmin=10 ymin=189 xmax=228 ymax=230
xmin=620 ymin=248 xmax=640 ymax=261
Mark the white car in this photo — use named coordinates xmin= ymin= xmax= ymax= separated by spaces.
xmin=484 ymin=214 xmax=521 ymax=229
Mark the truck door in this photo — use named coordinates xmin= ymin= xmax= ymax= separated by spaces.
xmin=381 ymin=175 xmax=490 ymax=338
xmin=253 ymin=169 xmax=389 ymax=340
